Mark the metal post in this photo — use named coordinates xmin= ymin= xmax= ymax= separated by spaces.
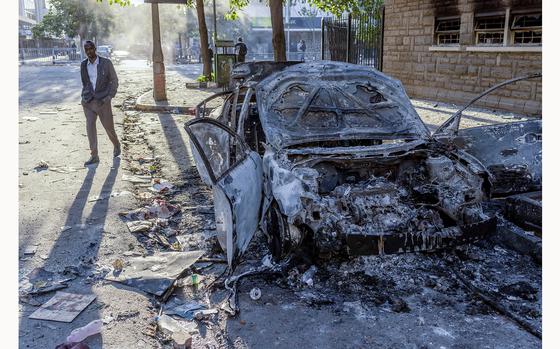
xmin=178 ymin=32 xmax=182 ymax=58
xmin=321 ymin=17 xmax=325 ymax=60
xmin=286 ymin=0 xmax=291 ymax=60
xmin=346 ymin=13 xmax=352 ymax=63
xmin=151 ymin=3 xmax=167 ymax=101
xmin=213 ymin=0 xmax=217 ymax=80
xmin=379 ymin=6 xmax=385 ymax=71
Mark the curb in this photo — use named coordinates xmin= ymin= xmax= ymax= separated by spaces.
xmin=134 ymin=90 xmax=196 ymax=115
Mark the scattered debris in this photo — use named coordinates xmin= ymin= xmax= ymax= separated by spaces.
xmin=126 ymin=220 xmax=153 ymax=233
xmin=122 ymin=174 xmax=152 ymax=184
xmin=165 ymin=300 xmax=206 ymax=320
xmin=111 ymin=190 xmax=133 ymax=198
xmin=29 ymin=292 xmax=96 ymax=322
xmin=136 ymin=192 xmax=155 ymax=200
xmin=120 ymin=200 xmax=180 ymax=221
xmin=88 ymin=194 xmax=108 ymax=203
xmin=151 ymin=180 xmax=174 ymax=193
xmin=49 ymin=167 xmax=82 ymax=174
xmin=148 ymin=199 xmax=181 ymax=219
xmin=249 ymin=287 xmax=262 ymax=300
xmin=23 ymin=267 xmax=74 ymax=295
xmin=177 ymin=274 xmax=202 ymax=288
xmin=156 ymin=314 xmax=197 ymax=337
xmin=20 ymin=295 xmax=42 ymax=306
xmin=66 ymin=319 xmax=103 ymax=342
xmin=171 ymin=331 xmax=192 ymax=349
xmin=23 ymin=244 xmax=38 ymax=255
xmin=194 ymin=308 xmax=218 ymax=320
xmin=112 ymin=259 xmax=125 ymax=271
xmin=105 ymin=251 xmax=204 ymax=297
xmin=390 ymin=297 xmax=410 ymax=313
xmin=301 ymin=266 xmax=317 ymax=287
xmin=34 ymin=160 xmax=49 ymax=171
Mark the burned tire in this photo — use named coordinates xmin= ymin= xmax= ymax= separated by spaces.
xmin=264 ymin=200 xmax=303 ymax=260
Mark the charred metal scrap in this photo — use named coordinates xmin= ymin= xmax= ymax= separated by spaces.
xmin=185 ymin=61 xmax=542 ymax=266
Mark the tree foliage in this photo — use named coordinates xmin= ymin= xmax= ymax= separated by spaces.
xmin=305 ymin=0 xmax=383 ymax=17
xmin=32 ymin=0 xmax=119 ymax=40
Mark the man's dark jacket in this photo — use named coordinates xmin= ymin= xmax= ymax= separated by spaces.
xmin=80 ymin=56 xmax=118 ymax=104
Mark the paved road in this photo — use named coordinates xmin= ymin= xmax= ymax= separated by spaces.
xmin=18 ymin=61 xmax=164 ymax=348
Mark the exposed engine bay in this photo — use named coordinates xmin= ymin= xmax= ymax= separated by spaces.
xmin=265 ymin=144 xmax=493 ymax=257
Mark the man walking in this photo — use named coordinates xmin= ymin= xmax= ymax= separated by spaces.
xmin=234 ymin=37 xmax=247 ymax=63
xmin=80 ymin=40 xmax=121 ymax=166
xmin=297 ymin=39 xmax=306 ymax=62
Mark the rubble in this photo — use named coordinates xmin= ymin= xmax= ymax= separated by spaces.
xmin=104 ymin=251 xmax=204 ymax=297
xmin=156 ymin=314 xmax=197 ymax=341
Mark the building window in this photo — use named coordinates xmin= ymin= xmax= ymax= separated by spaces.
xmin=435 ymin=18 xmax=460 ymax=45
xmin=511 ymin=13 xmax=542 ymax=45
xmin=475 ymin=15 xmax=505 ymax=45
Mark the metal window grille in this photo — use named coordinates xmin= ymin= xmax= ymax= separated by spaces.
xmin=514 ymin=30 xmax=542 ymax=44
xmin=475 ymin=16 xmax=505 ymax=45
xmin=435 ymin=18 xmax=460 ymax=45
xmin=511 ymin=13 xmax=542 ymax=45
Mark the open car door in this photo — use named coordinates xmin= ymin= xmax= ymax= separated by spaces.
xmin=433 ymin=74 xmax=542 ymax=196
xmin=185 ymin=118 xmax=263 ymax=267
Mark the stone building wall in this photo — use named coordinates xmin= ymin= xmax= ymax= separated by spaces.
xmin=382 ymin=0 xmax=542 ymax=115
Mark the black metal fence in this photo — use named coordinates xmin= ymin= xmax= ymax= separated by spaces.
xmin=321 ymin=8 xmax=385 ymax=70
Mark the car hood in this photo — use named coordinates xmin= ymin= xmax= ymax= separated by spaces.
xmin=256 ymin=61 xmax=431 ymax=149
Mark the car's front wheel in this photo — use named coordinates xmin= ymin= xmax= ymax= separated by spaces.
xmin=264 ymin=200 xmax=304 ymax=260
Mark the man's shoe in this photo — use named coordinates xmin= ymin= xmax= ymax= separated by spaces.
xmin=113 ymin=145 xmax=121 ymax=158
xmin=84 ymin=155 xmax=100 ymax=166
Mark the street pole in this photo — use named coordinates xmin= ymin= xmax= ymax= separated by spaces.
xmin=286 ymin=0 xmax=290 ymax=60
xmin=151 ymin=3 xmax=167 ymax=101
xmin=212 ymin=0 xmax=217 ymax=79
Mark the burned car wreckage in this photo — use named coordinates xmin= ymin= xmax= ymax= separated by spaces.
xmin=185 ymin=61 xmax=542 ymax=266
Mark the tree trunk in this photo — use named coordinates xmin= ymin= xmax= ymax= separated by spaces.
xmin=269 ymin=0 xmax=286 ymax=62
xmin=196 ymin=0 xmax=211 ymax=79
xmin=151 ymin=3 xmax=167 ymax=101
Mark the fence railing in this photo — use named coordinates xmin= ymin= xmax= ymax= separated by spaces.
xmin=321 ymin=9 xmax=385 ymax=70
xmin=19 ymin=48 xmax=81 ymax=65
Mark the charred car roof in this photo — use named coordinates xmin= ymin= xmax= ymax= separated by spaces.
xmin=255 ymin=61 xmax=431 ymax=148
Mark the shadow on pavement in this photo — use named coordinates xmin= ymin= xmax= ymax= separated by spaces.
xmin=157 ymin=113 xmax=193 ymax=179
xmin=20 ymin=159 xmax=120 ymax=349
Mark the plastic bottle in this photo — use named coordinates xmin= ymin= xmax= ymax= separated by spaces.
xmin=66 ymin=319 xmax=103 ymax=343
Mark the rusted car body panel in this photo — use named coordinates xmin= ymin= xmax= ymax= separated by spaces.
xmin=185 ymin=61 xmax=541 ymax=264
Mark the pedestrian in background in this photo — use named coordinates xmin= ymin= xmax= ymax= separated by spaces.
xmin=80 ymin=40 xmax=121 ymax=166
xmin=297 ymin=39 xmax=306 ymax=62
xmin=235 ymin=37 xmax=248 ymax=63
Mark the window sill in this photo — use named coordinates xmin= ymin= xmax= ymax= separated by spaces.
xmin=465 ymin=46 xmax=541 ymax=52
xmin=428 ymin=46 xmax=462 ymax=52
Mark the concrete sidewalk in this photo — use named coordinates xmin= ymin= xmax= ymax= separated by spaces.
xmin=134 ymin=86 xmax=221 ymax=115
